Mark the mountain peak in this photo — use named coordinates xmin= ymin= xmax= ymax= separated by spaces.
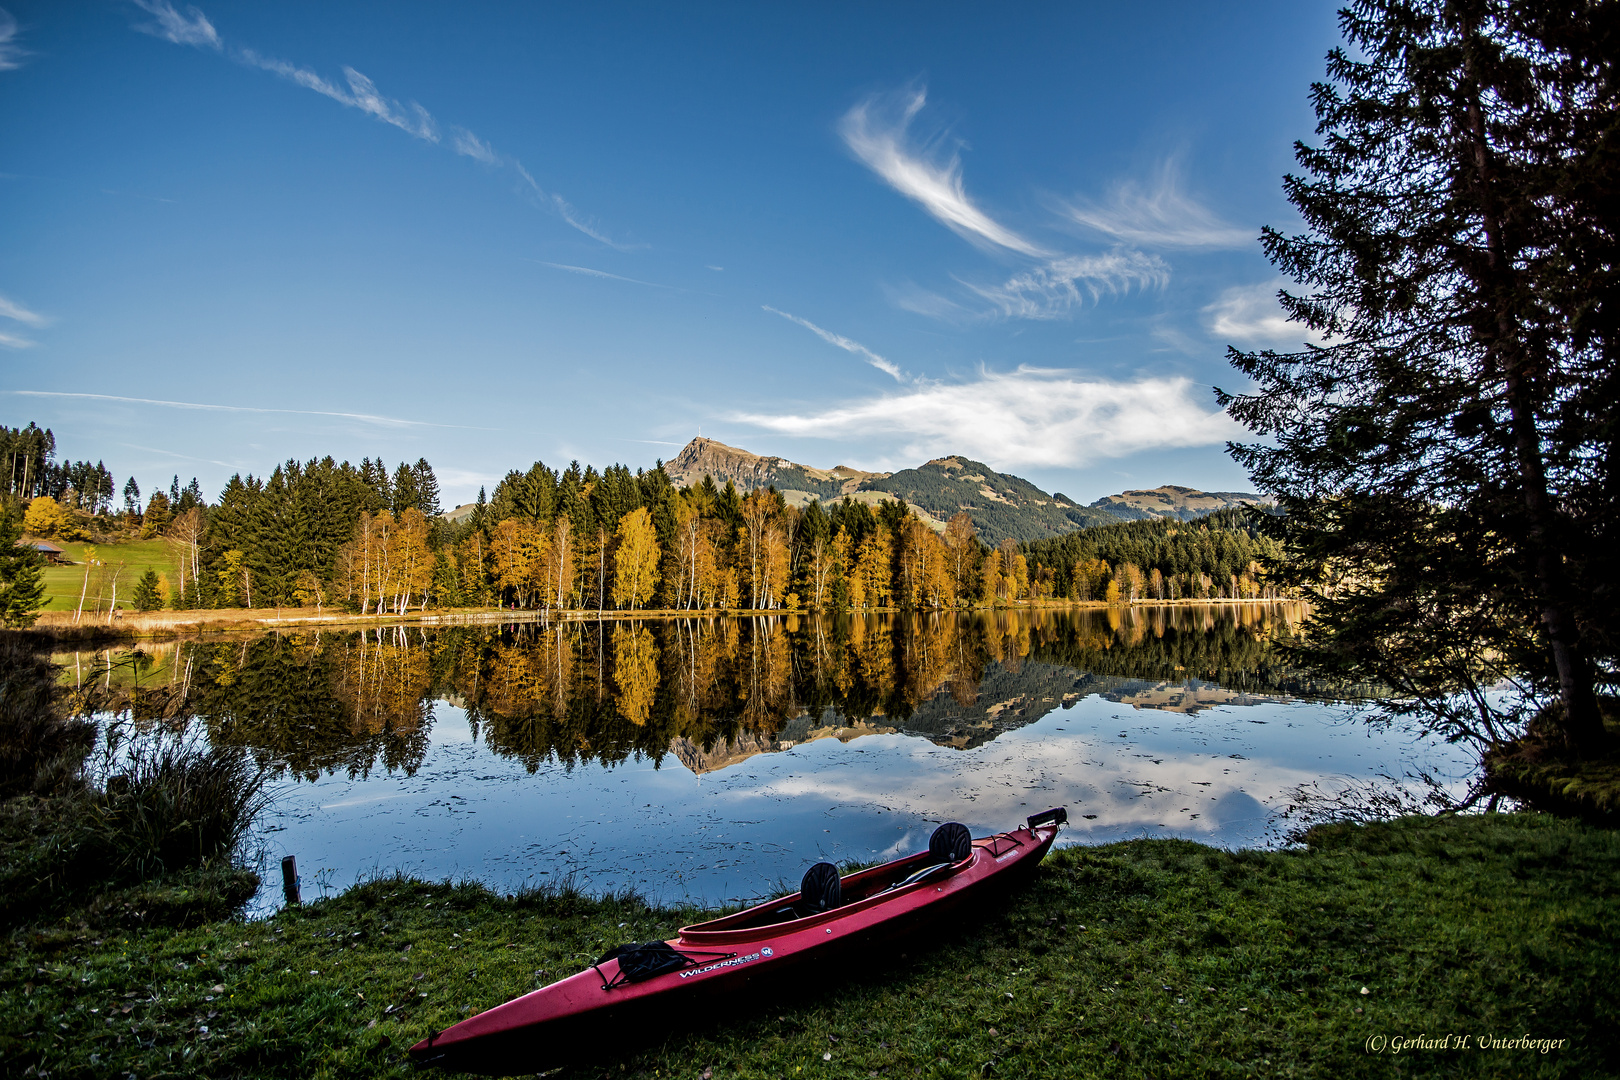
xmin=1088 ymin=484 xmax=1267 ymax=521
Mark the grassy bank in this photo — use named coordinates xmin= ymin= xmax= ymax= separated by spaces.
xmin=3 ymin=812 xmax=1615 ymax=1079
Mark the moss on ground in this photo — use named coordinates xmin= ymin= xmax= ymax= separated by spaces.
xmin=1484 ymin=706 xmax=1620 ymax=822
xmin=2 ymin=813 xmax=1616 ymax=1079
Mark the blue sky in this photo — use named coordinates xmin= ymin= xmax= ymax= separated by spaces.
xmin=1 ymin=1 xmax=1341 ymax=508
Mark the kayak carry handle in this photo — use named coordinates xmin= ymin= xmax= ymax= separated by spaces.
xmin=1027 ymin=807 xmax=1068 ymax=831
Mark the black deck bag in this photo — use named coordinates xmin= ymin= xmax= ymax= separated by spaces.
xmin=596 ymin=941 xmax=690 ymax=983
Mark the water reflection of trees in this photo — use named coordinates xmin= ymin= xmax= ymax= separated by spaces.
xmin=183 ymin=629 xmax=434 ymax=781
xmin=142 ymin=604 xmax=1323 ymax=779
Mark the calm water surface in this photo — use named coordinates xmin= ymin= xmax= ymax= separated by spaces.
xmin=74 ymin=605 xmax=1473 ymax=911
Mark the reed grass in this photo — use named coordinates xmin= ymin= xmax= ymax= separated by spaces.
xmin=0 ymin=635 xmax=271 ymax=929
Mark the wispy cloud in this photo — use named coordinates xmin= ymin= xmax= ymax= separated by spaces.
xmin=763 ymin=306 xmax=904 ymax=382
xmin=121 ymin=442 xmax=232 ymax=468
xmin=7 ymin=390 xmax=482 ymax=429
xmin=734 ymin=367 xmax=1239 ymax=469
xmin=549 ymin=193 xmax=633 ymax=249
xmin=537 ymin=262 xmax=676 ymax=289
xmin=0 ymin=293 xmax=49 ymax=328
xmin=510 ymin=164 xmax=633 ymax=248
xmin=0 ymin=7 xmax=29 ymax=71
xmin=966 ymin=250 xmax=1169 ymax=320
xmin=339 ymin=65 xmax=438 ymax=141
xmin=0 ymin=292 xmax=46 ymax=347
xmin=1204 ymin=281 xmax=1325 ymax=346
xmin=231 ymin=51 xmax=437 ymax=142
xmin=129 ymin=0 xmax=220 ymax=49
xmin=840 ymin=85 xmax=1045 ymax=257
xmin=1064 ymin=162 xmax=1252 ymax=249
xmin=451 ymin=126 xmax=499 ymax=165
xmin=130 ymin=4 xmax=626 ymax=247
xmin=883 ymin=282 xmax=970 ymax=322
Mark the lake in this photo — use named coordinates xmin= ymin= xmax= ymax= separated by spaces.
xmin=68 ymin=604 xmax=1474 ymax=912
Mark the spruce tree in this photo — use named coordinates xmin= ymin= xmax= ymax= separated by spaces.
xmin=1220 ymin=0 xmax=1619 ymax=753
xmin=131 ymin=568 xmax=163 ymax=612
xmin=411 ymin=458 xmax=442 ymax=517
xmin=391 ymin=462 xmax=421 ymax=517
xmin=0 ymin=507 xmax=47 ymax=626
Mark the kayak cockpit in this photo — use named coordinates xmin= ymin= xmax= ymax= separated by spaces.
xmin=678 ymin=827 xmax=1037 ymax=945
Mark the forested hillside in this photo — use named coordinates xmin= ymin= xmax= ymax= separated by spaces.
xmin=858 ymin=456 xmax=1117 ymax=540
xmin=1019 ymin=508 xmax=1285 ymax=602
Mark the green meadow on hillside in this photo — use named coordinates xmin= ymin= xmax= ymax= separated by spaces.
xmin=34 ymin=539 xmax=175 ymax=612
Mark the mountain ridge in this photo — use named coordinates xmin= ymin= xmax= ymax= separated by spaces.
xmin=662 ymin=438 xmax=1263 ymax=546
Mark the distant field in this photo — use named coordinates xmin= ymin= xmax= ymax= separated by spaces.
xmin=34 ymin=538 xmax=176 ymax=612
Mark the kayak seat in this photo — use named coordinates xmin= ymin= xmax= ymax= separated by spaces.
xmin=929 ymin=822 xmax=973 ymax=865
xmin=884 ymin=823 xmax=976 ymax=895
xmin=797 ymin=861 xmax=843 ymax=916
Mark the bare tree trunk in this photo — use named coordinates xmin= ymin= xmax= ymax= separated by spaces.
xmin=105 ymin=564 xmax=123 ymax=624
xmin=75 ymin=558 xmax=91 ymax=624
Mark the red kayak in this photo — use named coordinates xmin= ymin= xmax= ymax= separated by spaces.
xmin=410 ymin=808 xmax=1067 ymax=1075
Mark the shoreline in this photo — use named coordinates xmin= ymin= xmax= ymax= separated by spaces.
xmin=22 ymin=597 xmax=1302 ymax=643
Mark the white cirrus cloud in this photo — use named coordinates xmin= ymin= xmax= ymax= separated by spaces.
xmin=967 ymin=250 xmax=1169 ymax=321
xmin=763 ymin=306 xmax=904 ymax=382
xmin=338 ymin=65 xmax=438 ymax=141
xmin=1205 ymin=281 xmax=1326 ymax=346
xmin=1064 ymin=162 xmax=1253 ymax=249
xmin=732 ymin=367 xmax=1239 ymax=469
xmin=0 ymin=7 xmax=29 ymax=71
xmin=6 ymin=390 xmax=486 ymax=429
xmin=840 ymin=85 xmax=1045 ymax=257
xmin=534 ymin=261 xmax=676 ymax=290
xmin=452 ymin=127 xmax=500 ymax=165
xmin=131 ymin=4 xmax=627 ymax=247
xmin=884 ymin=283 xmax=970 ymax=322
xmin=0 ymin=293 xmax=49 ymax=328
xmin=236 ymin=50 xmax=438 ymax=143
xmin=0 ymin=330 xmax=36 ymax=350
xmin=549 ymin=193 xmax=632 ymax=250
xmin=130 ymin=0 xmax=220 ymax=49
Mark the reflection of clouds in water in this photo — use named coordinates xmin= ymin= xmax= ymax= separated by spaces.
xmin=250 ymin=689 xmax=1473 ymax=914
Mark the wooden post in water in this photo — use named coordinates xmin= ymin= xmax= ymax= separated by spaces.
xmin=281 ymin=855 xmax=301 ymax=905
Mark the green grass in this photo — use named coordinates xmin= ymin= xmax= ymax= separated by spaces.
xmin=37 ymin=539 xmax=175 ymax=612
xmin=2 ymin=813 xmax=1615 ymax=1079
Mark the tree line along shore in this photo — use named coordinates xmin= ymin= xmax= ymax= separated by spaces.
xmin=4 ymin=441 xmax=1286 ymax=628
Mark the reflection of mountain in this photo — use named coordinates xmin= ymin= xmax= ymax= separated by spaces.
xmin=121 ymin=604 xmax=1328 ymax=781
xmin=670 ymin=718 xmax=899 ymax=775
xmin=1085 ymin=675 xmax=1282 ymax=713
xmin=896 ymin=660 xmax=1079 ymax=749
xmin=666 ymin=663 xmax=1289 ymax=774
